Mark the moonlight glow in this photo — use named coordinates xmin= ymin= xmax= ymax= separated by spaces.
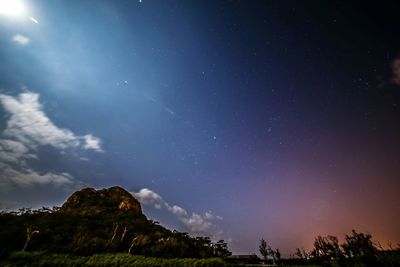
xmin=0 ymin=0 xmax=26 ymax=17
xmin=0 ymin=0 xmax=399 ymax=257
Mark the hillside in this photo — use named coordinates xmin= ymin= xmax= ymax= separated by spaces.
xmin=0 ymin=186 xmax=230 ymax=258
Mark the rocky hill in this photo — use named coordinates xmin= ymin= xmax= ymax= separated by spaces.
xmin=60 ymin=186 xmax=143 ymax=216
xmin=0 ymin=186 xmax=231 ymax=258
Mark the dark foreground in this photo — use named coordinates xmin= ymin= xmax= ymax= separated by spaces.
xmin=1 ymin=252 xmax=228 ymax=267
xmin=3 ymin=251 xmax=400 ymax=267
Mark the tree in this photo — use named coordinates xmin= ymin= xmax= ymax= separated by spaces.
xmin=295 ymin=248 xmax=310 ymax=260
xmin=23 ymin=226 xmax=39 ymax=251
xmin=120 ymin=226 xmax=127 ymax=243
xmin=259 ymin=238 xmax=269 ymax=262
xmin=110 ymin=222 xmax=119 ymax=243
xmin=259 ymin=238 xmax=280 ymax=264
xmin=312 ymin=235 xmax=342 ymax=266
xmin=128 ymin=234 xmax=150 ymax=254
xmin=213 ymin=240 xmax=231 ymax=257
xmin=275 ymin=248 xmax=281 ymax=263
xmin=341 ymin=230 xmax=378 ymax=266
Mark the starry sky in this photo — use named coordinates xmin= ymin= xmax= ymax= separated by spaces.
xmin=0 ymin=0 xmax=399 ymax=255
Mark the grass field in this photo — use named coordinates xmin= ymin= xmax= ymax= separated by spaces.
xmin=2 ymin=251 xmax=227 ymax=267
xmin=0 ymin=251 xmax=325 ymax=267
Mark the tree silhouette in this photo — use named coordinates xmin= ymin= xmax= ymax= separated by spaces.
xmin=342 ymin=230 xmax=378 ymax=266
xmin=295 ymin=247 xmax=310 ymax=260
xmin=275 ymin=248 xmax=281 ymax=263
xmin=213 ymin=240 xmax=231 ymax=257
xmin=259 ymin=238 xmax=269 ymax=262
xmin=312 ymin=235 xmax=342 ymax=266
xmin=259 ymin=238 xmax=280 ymax=264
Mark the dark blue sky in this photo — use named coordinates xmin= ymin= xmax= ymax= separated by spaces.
xmin=0 ymin=0 xmax=399 ymax=254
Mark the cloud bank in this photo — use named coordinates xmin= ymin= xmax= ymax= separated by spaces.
xmin=133 ymin=188 xmax=223 ymax=238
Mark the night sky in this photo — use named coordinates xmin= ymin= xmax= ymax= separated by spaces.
xmin=0 ymin=0 xmax=399 ymax=255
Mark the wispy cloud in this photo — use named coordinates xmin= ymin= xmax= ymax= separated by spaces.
xmin=0 ymin=162 xmax=74 ymax=189
xmin=181 ymin=213 xmax=212 ymax=233
xmin=0 ymin=92 xmax=102 ymax=190
xmin=0 ymin=137 xmax=76 ymax=190
xmin=12 ymin=34 xmax=30 ymax=45
xmin=133 ymin=188 xmax=223 ymax=238
xmin=0 ymin=92 xmax=103 ymax=151
xmin=0 ymin=139 xmax=36 ymax=165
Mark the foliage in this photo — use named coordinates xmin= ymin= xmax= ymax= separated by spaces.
xmin=259 ymin=238 xmax=280 ymax=264
xmin=341 ymin=230 xmax=378 ymax=266
xmin=295 ymin=247 xmax=311 ymax=260
xmin=309 ymin=230 xmax=399 ymax=267
xmin=311 ymin=235 xmax=342 ymax=266
xmin=259 ymin=238 xmax=269 ymax=261
xmin=214 ymin=240 xmax=232 ymax=258
xmin=0 ymin=207 xmax=230 ymax=259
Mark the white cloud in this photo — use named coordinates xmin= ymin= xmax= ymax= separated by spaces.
xmin=133 ymin=188 xmax=223 ymax=237
xmin=0 ymin=92 xmax=102 ymax=152
xmin=133 ymin=188 xmax=164 ymax=208
xmin=181 ymin=213 xmax=212 ymax=233
xmin=204 ymin=211 xmax=223 ymax=221
xmin=12 ymin=34 xmax=30 ymax=45
xmin=0 ymin=92 xmax=102 ymax=190
xmin=168 ymin=205 xmax=188 ymax=216
xmin=133 ymin=188 xmax=187 ymax=215
xmin=83 ymin=134 xmax=103 ymax=152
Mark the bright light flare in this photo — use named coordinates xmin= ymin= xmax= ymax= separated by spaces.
xmin=29 ymin=16 xmax=38 ymax=23
xmin=0 ymin=0 xmax=26 ymax=17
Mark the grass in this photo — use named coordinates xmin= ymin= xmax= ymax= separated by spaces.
xmin=2 ymin=251 xmax=227 ymax=267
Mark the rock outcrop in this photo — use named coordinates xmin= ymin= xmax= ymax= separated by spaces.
xmin=60 ymin=186 xmax=142 ymax=216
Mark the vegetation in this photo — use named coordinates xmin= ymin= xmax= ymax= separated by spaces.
xmin=1 ymin=187 xmax=398 ymax=266
xmin=256 ymin=230 xmax=399 ymax=267
xmin=291 ymin=230 xmax=400 ymax=267
xmin=0 ymin=187 xmax=231 ymax=259
xmin=0 ymin=207 xmax=230 ymax=259
xmin=258 ymin=238 xmax=269 ymax=262
xmin=1 ymin=252 xmax=227 ymax=267
xmin=259 ymin=238 xmax=281 ymax=264
xmin=311 ymin=235 xmax=342 ymax=266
